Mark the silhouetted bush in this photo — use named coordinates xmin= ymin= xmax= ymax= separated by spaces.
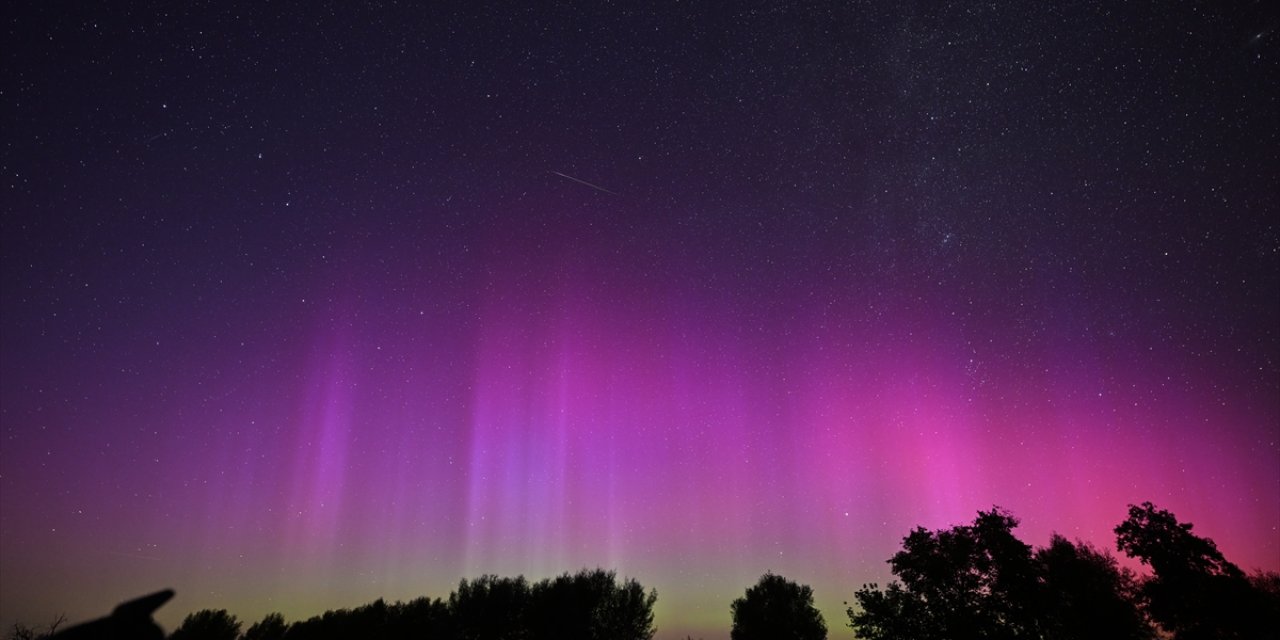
xmin=730 ymin=572 xmax=827 ymax=640
xmin=8 ymin=617 xmax=63 ymax=640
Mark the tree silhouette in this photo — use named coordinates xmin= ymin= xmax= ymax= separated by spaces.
xmin=527 ymin=570 xmax=608 ymax=640
xmin=450 ymin=574 xmax=530 ymax=640
xmin=168 ymin=609 xmax=241 ymax=640
xmin=242 ymin=613 xmax=286 ymax=640
xmin=281 ymin=598 xmax=431 ymax=640
xmin=198 ymin=569 xmax=657 ymax=640
xmin=845 ymin=581 xmax=926 ymax=640
xmin=386 ymin=597 xmax=452 ymax=640
xmin=590 ymin=571 xmax=657 ymax=640
xmin=730 ymin=573 xmax=827 ymax=640
xmin=1115 ymin=502 xmax=1275 ymax=639
xmin=1036 ymin=534 xmax=1152 ymax=640
xmin=849 ymin=508 xmax=1042 ymax=640
xmin=526 ymin=568 xmax=656 ymax=640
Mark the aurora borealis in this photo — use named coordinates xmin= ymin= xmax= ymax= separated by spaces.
xmin=2 ymin=2 xmax=1277 ymax=638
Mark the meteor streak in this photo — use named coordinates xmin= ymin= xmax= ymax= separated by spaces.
xmin=550 ymin=170 xmax=618 ymax=195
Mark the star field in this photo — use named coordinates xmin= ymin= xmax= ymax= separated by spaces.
xmin=2 ymin=3 xmax=1277 ymax=638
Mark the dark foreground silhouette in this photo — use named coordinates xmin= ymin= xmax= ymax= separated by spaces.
xmin=730 ymin=573 xmax=826 ymax=640
xmin=176 ymin=568 xmax=656 ymax=640
xmin=10 ymin=503 xmax=1280 ymax=640
xmin=848 ymin=503 xmax=1280 ymax=640
xmin=22 ymin=589 xmax=175 ymax=640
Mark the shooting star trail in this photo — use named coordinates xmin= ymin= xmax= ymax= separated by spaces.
xmin=550 ymin=171 xmax=618 ymax=195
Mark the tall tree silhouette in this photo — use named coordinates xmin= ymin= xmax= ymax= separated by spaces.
xmin=849 ymin=508 xmax=1042 ymax=640
xmin=730 ymin=573 xmax=827 ymax=640
xmin=1115 ymin=502 xmax=1274 ymax=639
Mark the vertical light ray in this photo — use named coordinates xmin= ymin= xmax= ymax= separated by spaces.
xmin=285 ymin=323 xmax=356 ymax=566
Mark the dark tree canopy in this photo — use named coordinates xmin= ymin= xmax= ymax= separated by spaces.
xmin=385 ymin=597 xmax=453 ymax=640
xmin=1036 ymin=535 xmax=1152 ymax=640
xmin=1115 ymin=502 xmax=1277 ymax=639
xmin=1115 ymin=502 xmax=1242 ymax=580
xmin=849 ymin=508 xmax=1043 ymax=640
xmin=440 ymin=568 xmax=656 ymax=640
xmin=849 ymin=508 xmax=1156 ymax=640
xmin=591 ymin=573 xmax=658 ymax=640
xmin=730 ymin=573 xmax=827 ymax=640
xmin=844 ymin=581 xmax=926 ymax=640
xmin=850 ymin=504 xmax=1280 ymax=640
xmin=168 ymin=609 xmax=241 ymax=640
xmin=526 ymin=568 xmax=657 ymax=640
xmin=278 ymin=597 xmax=452 ymax=640
xmin=449 ymin=575 xmax=531 ymax=640
xmin=242 ymin=613 xmax=286 ymax=640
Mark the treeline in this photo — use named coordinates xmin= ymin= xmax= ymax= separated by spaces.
xmin=733 ymin=502 xmax=1279 ymax=640
xmin=169 ymin=568 xmax=656 ymax=640
xmin=844 ymin=502 xmax=1279 ymax=640
xmin=11 ymin=503 xmax=1280 ymax=640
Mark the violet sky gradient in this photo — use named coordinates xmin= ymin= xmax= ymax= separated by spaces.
xmin=2 ymin=3 xmax=1278 ymax=638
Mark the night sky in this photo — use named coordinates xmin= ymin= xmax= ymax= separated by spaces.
xmin=2 ymin=2 xmax=1277 ymax=638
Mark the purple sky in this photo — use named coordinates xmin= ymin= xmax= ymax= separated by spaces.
xmin=2 ymin=3 xmax=1278 ymax=638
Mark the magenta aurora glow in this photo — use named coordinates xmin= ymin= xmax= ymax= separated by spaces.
xmin=2 ymin=3 xmax=1277 ymax=639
